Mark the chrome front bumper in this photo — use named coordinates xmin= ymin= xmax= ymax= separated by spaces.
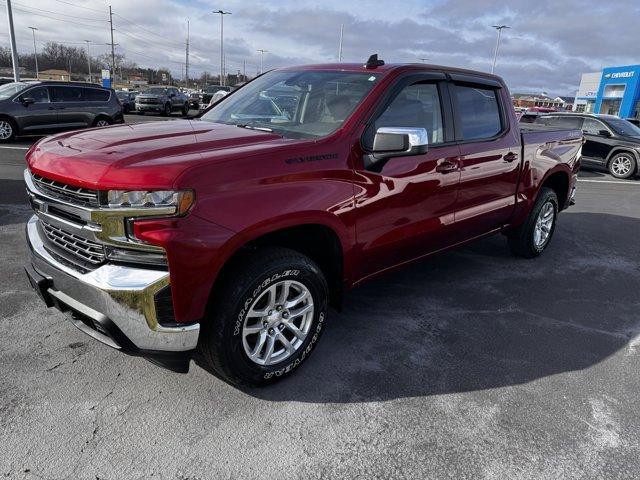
xmin=26 ymin=216 xmax=200 ymax=362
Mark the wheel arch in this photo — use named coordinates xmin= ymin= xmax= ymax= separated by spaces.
xmin=605 ymin=148 xmax=638 ymax=170
xmin=539 ymin=169 xmax=570 ymax=210
xmin=0 ymin=114 xmax=18 ymax=135
xmin=210 ymin=218 xmax=349 ymax=312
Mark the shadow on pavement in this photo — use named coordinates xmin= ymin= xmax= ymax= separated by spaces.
xmin=227 ymin=212 xmax=640 ymax=403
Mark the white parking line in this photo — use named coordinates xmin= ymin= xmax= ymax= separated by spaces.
xmin=578 ymin=179 xmax=639 ymax=185
xmin=0 ymin=146 xmax=29 ymax=150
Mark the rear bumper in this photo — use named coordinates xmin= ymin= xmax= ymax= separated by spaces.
xmin=25 ymin=216 xmax=199 ymax=372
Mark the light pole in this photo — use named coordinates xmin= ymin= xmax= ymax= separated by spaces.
xmin=84 ymin=40 xmax=91 ymax=82
xmin=5 ymin=0 xmax=20 ymax=81
xmin=257 ymin=49 xmax=268 ymax=74
xmin=213 ymin=10 xmax=231 ymax=86
xmin=27 ymin=26 xmax=39 ymax=79
xmin=338 ymin=23 xmax=344 ymax=62
xmin=491 ymin=25 xmax=510 ymax=74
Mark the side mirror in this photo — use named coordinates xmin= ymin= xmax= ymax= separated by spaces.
xmin=365 ymin=127 xmax=429 ymax=171
xmin=598 ymin=129 xmax=612 ymax=137
xmin=21 ymin=97 xmax=35 ymax=105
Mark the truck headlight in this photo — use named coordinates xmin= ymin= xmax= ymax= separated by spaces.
xmin=107 ymin=190 xmax=194 ymax=215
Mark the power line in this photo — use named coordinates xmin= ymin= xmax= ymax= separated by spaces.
xmin=0 ymin=2 xmax=107 ymax=28
xmin=10 ymin=1 xmax=105 ymax=21
xmin=113 ymin=26 xmax=182 ymax=50
xmin=112 ymin=12 xmax=184 ymax=46
xmin=51 ymin=0 xmax=106 ymax=14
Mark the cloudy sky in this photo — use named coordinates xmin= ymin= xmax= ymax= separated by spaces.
xmin=1 ymin=0 xmax=639 ymax=94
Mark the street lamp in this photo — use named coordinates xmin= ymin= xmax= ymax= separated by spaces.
xmin=213 ymin=10 xmax=231 ymax=86
xmin=257 ymin=49 xmax=268 ymax=74
xmin=27 ymin=26 xmax=38 ymax=79
xmin=491 ymin=25 xmax=510 ymax=74
xmin=84 ymin=40 xmax=91 ymax=82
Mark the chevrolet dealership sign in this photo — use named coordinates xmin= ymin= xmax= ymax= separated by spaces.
xmin=604 ymin=71 xmax=635 ymax=80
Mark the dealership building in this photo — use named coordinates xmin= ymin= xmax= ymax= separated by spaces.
xmin=574 ymin=65 xmax=640 ymax=120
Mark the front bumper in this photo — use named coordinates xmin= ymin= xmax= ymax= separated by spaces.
xmin=25 ymin=216 xmax=200 ymax=372
xmin=135 ymin=103 xmax=163 ymax=112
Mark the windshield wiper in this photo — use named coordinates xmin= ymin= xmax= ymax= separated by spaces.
xmin=236 ymin=124 xmax=273 ymax=132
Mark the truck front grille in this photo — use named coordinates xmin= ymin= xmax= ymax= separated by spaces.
xmin=32 ymin=173 xmax=101 ymax=207
xmin=41 ymin=220 xmax=106 ymax=265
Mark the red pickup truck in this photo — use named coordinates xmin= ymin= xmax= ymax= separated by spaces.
xmin=24 ymin=56 xmax=582 ymax=385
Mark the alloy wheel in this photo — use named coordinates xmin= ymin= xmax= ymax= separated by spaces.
xmin=242 ymin=280 xmax=314 ymax=366
xmin=96 ymin=119 xmax=110 ymax=127
xmin=0 ymin=120 xmax=13 ymax=140
xmin=611 ymin=155 xmax=633 ymax=177
xmin=533 ymin=201 xmax=555 ymax=250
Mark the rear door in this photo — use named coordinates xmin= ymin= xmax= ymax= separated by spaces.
xmin=13 ymin=86 xmax=59 ymax=133
xmin=450 ymin=76 xmax=521 ymax=239
xmin=353 ymin=73 xmax=462 ymax=279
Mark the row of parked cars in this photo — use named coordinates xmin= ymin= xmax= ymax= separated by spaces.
xmin=0 ymin=80 xmax=234 ymax=142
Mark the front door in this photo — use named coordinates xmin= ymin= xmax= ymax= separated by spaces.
xmin=353 ymin=77 xmax=461 ymax=281
xmin=581 ymin=117 xmax=614 ymax=164
xmin=14 ymin=86 xmax=59 ymax=133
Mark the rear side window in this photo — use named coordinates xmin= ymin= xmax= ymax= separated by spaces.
xmin=85 ymin=88 xmax=110 ymax=102
xmin=375 ymin=83 xmax=444 ymax=145
xmin=50 ymin=86 xmax=85 ymax=102
xmin=581 ymin=118 xmax=607 ymax=135
xmin=454 ymin=85 xmax=502 ymax=140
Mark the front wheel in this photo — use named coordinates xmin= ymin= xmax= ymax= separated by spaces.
xmin=93 ymin=117 xmax=112 ymax=127
xmin=163 ymin=103 xmax=172 ymax=116
xmin=199 ymin=247 xmax=328 ymax=386
xmin=507 ymin=187 xmax=558 ymax=258
xmin=608 ymin=152 xmax=637 ymax=179
xmin=0 ymin=117 xmax=16 ymax=142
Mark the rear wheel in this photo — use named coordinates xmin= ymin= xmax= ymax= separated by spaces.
xmin=507 ymin=187 xmax=558 ymax=258
xmin=608 ymin=152 xmax=636 ymax=179
xmin=199 ymin=247 xmax=328 ymax=386
xmin=0 ymin=117 xmax=16 ymax=142
xmin=93 ymin=117 xmax=112 ymax=127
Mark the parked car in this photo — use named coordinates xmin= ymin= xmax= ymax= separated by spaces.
xmin=0 ymin=81 xmax=123 ymax=142
xmin=135 ymin=86 xmax=188 ymax=116
xmin=625 ymin=118 xmax=640 ymax=127
xmin=187 ymin=91 xmax=202 ymax=110
xmin=202 ymin=84 xmax=231 ymax=105
xmin=24 ymin=57 xmax=582 ymax=385
xmin=535 ymin=112 xmax=640 ymax=179
xmin=116 ymin=90 xmax=137 ymax=113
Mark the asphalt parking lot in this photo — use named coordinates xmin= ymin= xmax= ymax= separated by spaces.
xmin=1 ymin=116 xmax=639 ymax=479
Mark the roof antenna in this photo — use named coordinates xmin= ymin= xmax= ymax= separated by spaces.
xmin=365 ymin=54 xmax=385 ymax=69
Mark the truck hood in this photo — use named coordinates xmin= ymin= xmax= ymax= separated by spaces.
xmin=27 ymin=120 xmax=285 ymax=189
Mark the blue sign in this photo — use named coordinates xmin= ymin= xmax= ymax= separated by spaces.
xmin=594 ymin=65 xmax=640 ymax=117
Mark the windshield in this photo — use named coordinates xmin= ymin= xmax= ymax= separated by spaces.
xmin=201 ymin=70 xmax=380 ymax=139
xmin=0 ymin=82 xmax=29 ymax=100
xmin=143 ymin=87 xmax=167 ymax=95
xmin=607 ymin=118 xmax=640 ymax=137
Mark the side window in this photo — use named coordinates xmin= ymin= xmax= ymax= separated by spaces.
xmin=85 ymin=88 xmax=110 ymax=102
xmin=50 ymin=86 xmax=85 ymax=102
xmin=541 ymin=116 xmax=583 ymax=129
xmin=19 ymin=87 xmax=49 ymax=103
xmin=453 ymin=84 xmax=502 ymax=140
xmin=374 ymin=83 xmax=444 ymax=144
xmin=582 ymin=118 xmax=607 ymax=135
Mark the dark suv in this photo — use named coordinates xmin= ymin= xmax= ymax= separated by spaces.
xmin=0 ymin=81 xmax=123 ymax=142
xmin=135 ymin=86 xmax=188 ymax=116
xmin=535 ymin=113 xmax=640 ymax=179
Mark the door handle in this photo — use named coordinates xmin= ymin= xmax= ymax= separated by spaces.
xmin=48 ymin=106 xmax=56 ymax=110
xmin=436 ymin=158 xmax=460 ymax=173
xmin=503 ymin=152 xmax=518 ymax=163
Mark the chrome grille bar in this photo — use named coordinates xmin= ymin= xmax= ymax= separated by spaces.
xmin=32 ymin=173 xmax=100 ymax=207
xmin=41 ymin=220 xmax=106 ymax=265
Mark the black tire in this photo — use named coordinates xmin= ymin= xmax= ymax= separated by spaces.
xmin=199 ymin=247 xmax=329 ymax=386
xmin=123 ymin=104 xmax=130 ymax=114
xmin=608 ymin=152 xmax=637 ymax=179
xmin=0 ymin=116 xmax=16 ymax=142
xmin=507 ymin=187 xmax=559 ymax=258
xmin=181 ymin=103 xmax=189 ymax=117
xmin=93 ymin=116 xmax=113 ymax=127
xmin=163 ymin=103 xmax=172 ymax=116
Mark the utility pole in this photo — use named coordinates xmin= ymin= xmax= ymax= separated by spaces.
xmin=5 ymin=0 xmax=20 ymax=82
xmin=185 ymin=20 xmax=190 ymax=88
xmin=257 ymin=49 xmax=267 ymax=75
xmin=243 ymin=59 xmax=246 ymax=82
xmin=213 ymin=10 xmax=231 ymax=86
xmin=338 ymin=23 xmax=344 ymax=62
xmin=27 ymin=27 xmax=39 ymax=79
xmin=491 ymin=25 xmax=510 ymax=74
xmin=84 ymin=40 xmax=91 ymax=82
xmin=109 ymin=6 xmax=116 ymax=82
